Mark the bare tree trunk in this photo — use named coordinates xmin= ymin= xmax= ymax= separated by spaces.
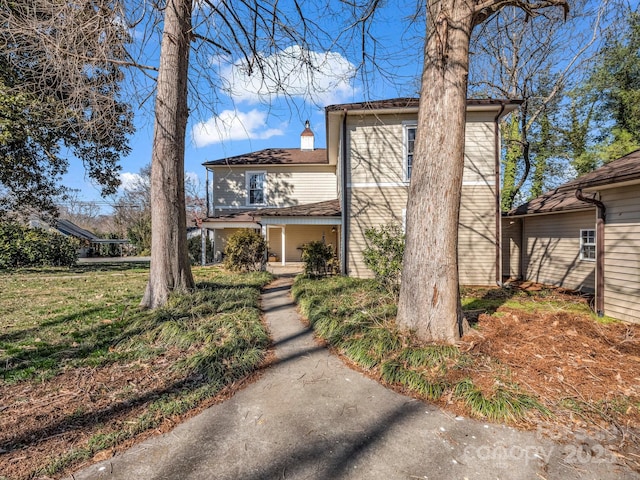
xmin=141 ymin=0 xmax=194 ymax=309
xmin=396 ymin=0 xmax=474 ymax=343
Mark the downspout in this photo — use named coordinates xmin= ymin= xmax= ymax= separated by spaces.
xmin=340 ymin=108 xmax=349 ymax=275
xmin=575 ymin=189 xmax=606 ymax=316
xmin=494 ymin=103 xmax=506 ymax=286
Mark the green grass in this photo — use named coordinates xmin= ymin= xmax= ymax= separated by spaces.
xmin=0 ymin=264 xmax=273 ymax=478
xmin=294 ymin=276 xmax=551 ymax=422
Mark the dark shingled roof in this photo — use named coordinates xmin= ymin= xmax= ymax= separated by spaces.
xmin=567 ymin=148 xmax=640 ymax=189
xmin=204 ymin=211 xmax=258 ymax=223
xmin=203 ymin=148 xmax=327 ymax=167
xmin=507 ymin=149 xmax=640 ymax=216
xmin=325 ymin=97 xmax=523 ymax=112
xmin=254 ymin=199 xmax=340 ymax=217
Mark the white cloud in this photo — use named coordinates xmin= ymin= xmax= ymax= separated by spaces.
xmin=219 ymin=45 xmax=358 ymax=106
xmin=119 ymin=172 xmax=146 ymax=191
xmin=191 ymin=109 xmax=286 ymax=148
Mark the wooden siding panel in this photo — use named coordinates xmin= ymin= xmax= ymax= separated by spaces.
xmin=601 ymin=185 xmax=640 ymax=323
xmin=522 ymin=211 xmax=596 ymax=292
xmin=212 ymin=165 xmax=336 ymax=211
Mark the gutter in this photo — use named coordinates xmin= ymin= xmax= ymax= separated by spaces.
xmin=575 ymin=189 xmax=606 ymax=316
xmin=494 ymin=103 xmax=506 ymax=286
xmin=340 ymin=108 xmax=349 ymax=275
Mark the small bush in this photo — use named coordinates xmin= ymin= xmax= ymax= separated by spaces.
xmin=188 ymin=234 xmax=215 ymax=265
xmin=223 ymin=229 xmax=266 ymax=272
xmin=362 ymin=223 xmax=405 ymax=295
xmin=301 ymin=241 xmax=336 ymax=277
xmin=0 ymin=221 xmax=78 ymax=268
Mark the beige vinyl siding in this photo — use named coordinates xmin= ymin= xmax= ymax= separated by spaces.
xmin=459 ymin=185 xmax=496 ymax=285
xmin=345 ymin=112 xmax=498 ymax=285
xmin=463 ymin=122 xmax=495 ymax=186
xmin=213 ymin=165 xmax=336 ymax=211
xmin=347 ymin=114 xmax=412 ymax=185
xmin=522 ymin=210 xmax=596 ymax=292
xmin=502 ymin=217 xmax=522 ymax=280
xmin=347 ymin=186 xmax=407 ymax=277
xmin=347 ymin=185 xmax=496 ymax=284
xmin=601 ymin=185 xmax=640 ymax=324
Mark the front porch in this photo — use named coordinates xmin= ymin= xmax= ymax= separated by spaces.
xmin=202 ymin=199 xmax=342 ymax=268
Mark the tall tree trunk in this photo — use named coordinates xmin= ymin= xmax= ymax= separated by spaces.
xmin=396 ymin=0 xmax=475 ymax=343
xmin=140 ymin=0 xmax=194 ymax=309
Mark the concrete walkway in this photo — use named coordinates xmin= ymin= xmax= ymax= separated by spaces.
xmin=69 ymin=277 xmax=639 ymax=480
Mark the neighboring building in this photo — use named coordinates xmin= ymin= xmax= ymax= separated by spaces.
xmin=30 ymin=217 xmax=129 ymax=257
xmin=504 ymin=149 xmax=640 ymax=324
xmin=203 ymin=98 xmax=520 ymax=285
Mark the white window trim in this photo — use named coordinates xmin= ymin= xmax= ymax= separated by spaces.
xmin=579 ymin=228 xmax=596 ymax=262
xmin=402 ymin=121 xmax=417 ymax=183
xmin=246 ymin=171 xmax=266 ymax=206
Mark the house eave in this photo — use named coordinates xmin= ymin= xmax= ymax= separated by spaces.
xmin=260 ymin=217 xmax=341 ymax=225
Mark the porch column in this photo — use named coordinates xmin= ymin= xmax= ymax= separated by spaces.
xmin=281 ymin=225 xmax=286 ymax=266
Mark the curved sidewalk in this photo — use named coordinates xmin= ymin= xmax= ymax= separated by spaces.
xmin=69 ymin=277 xmax=639 ymax=480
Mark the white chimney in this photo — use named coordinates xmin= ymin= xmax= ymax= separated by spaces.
xmin=300 ymin=120 xmax=314 ymax=151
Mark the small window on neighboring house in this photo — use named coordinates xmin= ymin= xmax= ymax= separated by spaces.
xmin=246 ymin=171 xmax=266 ymax=206
xmin=404 ymin=124 xmax=416 ymax=181
xmin=580 ymin=229 xmax=596 ymax=261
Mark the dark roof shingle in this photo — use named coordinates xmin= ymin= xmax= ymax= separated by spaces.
xmin=255 ymin=199 xmax=340 ymax=217
xmin=507 ymin=149 xmax=640 ymax=216
xmin=203 ymin=148 xmax=327 ymax=167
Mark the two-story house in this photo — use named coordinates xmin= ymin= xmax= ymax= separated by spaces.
xmin=203 ymin=98 xmax=520 ymax=285
xmin=202 ymin=122 xmax=341 ymax=263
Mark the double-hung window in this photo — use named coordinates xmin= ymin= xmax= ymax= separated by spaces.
xmin=580 ymin=229 xmax=596 ymax=261
xmin=246 ymin=171 xmax=266 ymax=206
xmin=403 ymin=123 xmax=417 ymax=182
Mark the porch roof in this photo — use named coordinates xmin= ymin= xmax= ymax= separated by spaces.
xmin=254 ymin=199 xmax=340 ymax=218
xmin=203 ymin=200 xmax=341 ymax=228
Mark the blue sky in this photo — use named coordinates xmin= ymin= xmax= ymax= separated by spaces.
xmin=62 ymin=1 xmax=425 ymax=208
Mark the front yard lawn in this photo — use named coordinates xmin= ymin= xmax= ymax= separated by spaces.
xmin=292 ymin=276 xmax=640 ymax=472
xmin=0 ymin=264 xmax=272 ymax=480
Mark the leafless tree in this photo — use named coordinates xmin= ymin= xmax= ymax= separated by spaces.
xmin=468 ymin=0 xmax=612 ymax=208
xmin=135 ymin=0 xmax=374 ymax=308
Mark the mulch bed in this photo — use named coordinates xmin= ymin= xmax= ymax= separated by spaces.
xmin=459 ymin=289 xmax=640 ymax=470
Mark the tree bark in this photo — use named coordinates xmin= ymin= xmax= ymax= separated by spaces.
xmin=396 ymin=0 xmax=475 ymax=343
xmin=140 ymin=0 xmax=195 ymax=309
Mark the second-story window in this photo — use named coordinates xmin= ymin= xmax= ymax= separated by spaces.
xmin=404 ymin=124 xmax=416 ymax=181
xmin=246 ymin=171 xmax=266 ymax=205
